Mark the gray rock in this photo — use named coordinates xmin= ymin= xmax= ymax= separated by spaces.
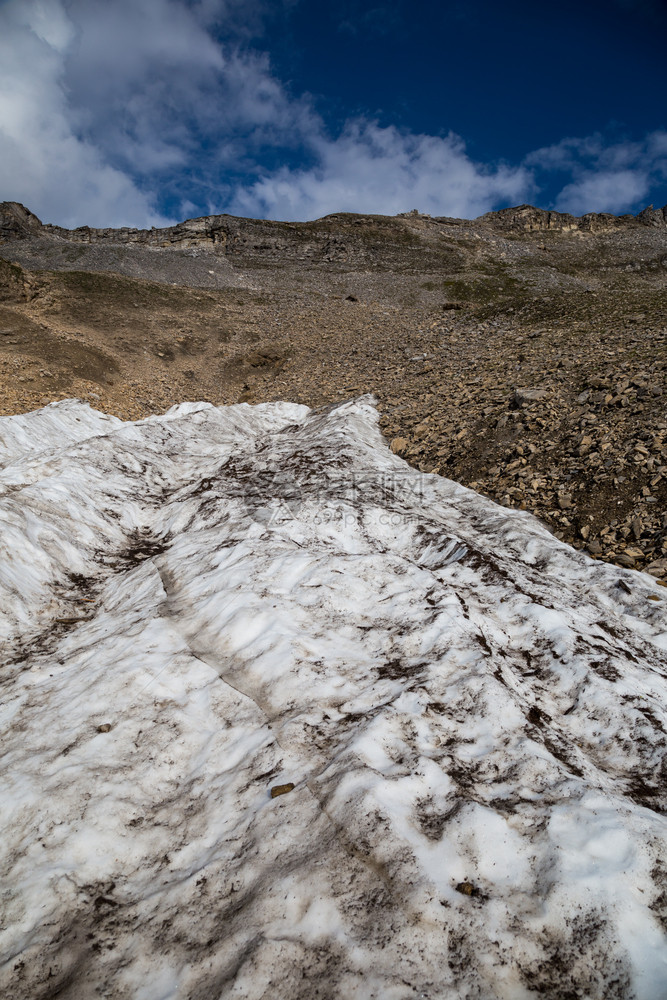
xmin=512 ymin=388 xmax=548 ymax=407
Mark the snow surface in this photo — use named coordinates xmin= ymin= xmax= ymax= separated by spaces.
xmin=0 ymin=395 xmax=666 ymax=1000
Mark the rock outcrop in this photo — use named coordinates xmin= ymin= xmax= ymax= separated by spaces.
xmin=477 ymin=203 xmax=667 ymax=233
xmin=0 ymin=202 xmax=44 ymax=243
xmin=0 ymin=256 xmax=26 ymax=302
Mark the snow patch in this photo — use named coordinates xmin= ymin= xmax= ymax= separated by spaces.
xmin=1 ymin=396 xmax=666 ymax=999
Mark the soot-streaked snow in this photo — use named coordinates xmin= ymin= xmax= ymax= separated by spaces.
xmin=0 ymin=396 xmax=666 ymax=999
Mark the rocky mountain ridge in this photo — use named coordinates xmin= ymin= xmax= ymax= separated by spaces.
xmin=1 ymin=200 xmax=666 ymax=251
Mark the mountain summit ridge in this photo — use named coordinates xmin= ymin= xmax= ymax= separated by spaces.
xmin=1 ymin=200 xmax=666 ymax=247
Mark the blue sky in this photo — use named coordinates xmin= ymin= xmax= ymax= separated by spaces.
xmin=0 ymin=0 xmax=665 ymax=226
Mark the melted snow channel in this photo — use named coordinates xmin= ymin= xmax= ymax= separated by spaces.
xmin=0 ymin=396 xmax=666 ymax=999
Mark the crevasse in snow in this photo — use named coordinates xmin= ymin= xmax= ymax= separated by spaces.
xmin=0 ymin=396 xmax=666 ymax=999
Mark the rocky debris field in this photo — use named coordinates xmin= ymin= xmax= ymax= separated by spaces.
xmin=0 ymin=200 xmax=665 ymax=579
xmin=369 ymin=317 xmax=667 ymax=578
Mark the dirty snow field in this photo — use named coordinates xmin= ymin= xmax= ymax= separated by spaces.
xmin=0 ymin=396 xmax=666 ymax=999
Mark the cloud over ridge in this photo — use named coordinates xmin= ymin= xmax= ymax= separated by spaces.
xmin=227 ymin=121 xmax=533 ymax=221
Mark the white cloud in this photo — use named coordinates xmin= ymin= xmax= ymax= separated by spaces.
xmin=527 ymin=131 xmax=667 ymax=215
xmin=62 ymin=0 xmax=225 ymax=172
xmin=228 ymin=121 xmax=533 ymax=220
xmin=0 ymin=0 xmax=173 ymax=227
xmin=554 ymin=170 xmax=650 ymax=217
xmin=0 ymin=0 xmax=317 ymax=225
